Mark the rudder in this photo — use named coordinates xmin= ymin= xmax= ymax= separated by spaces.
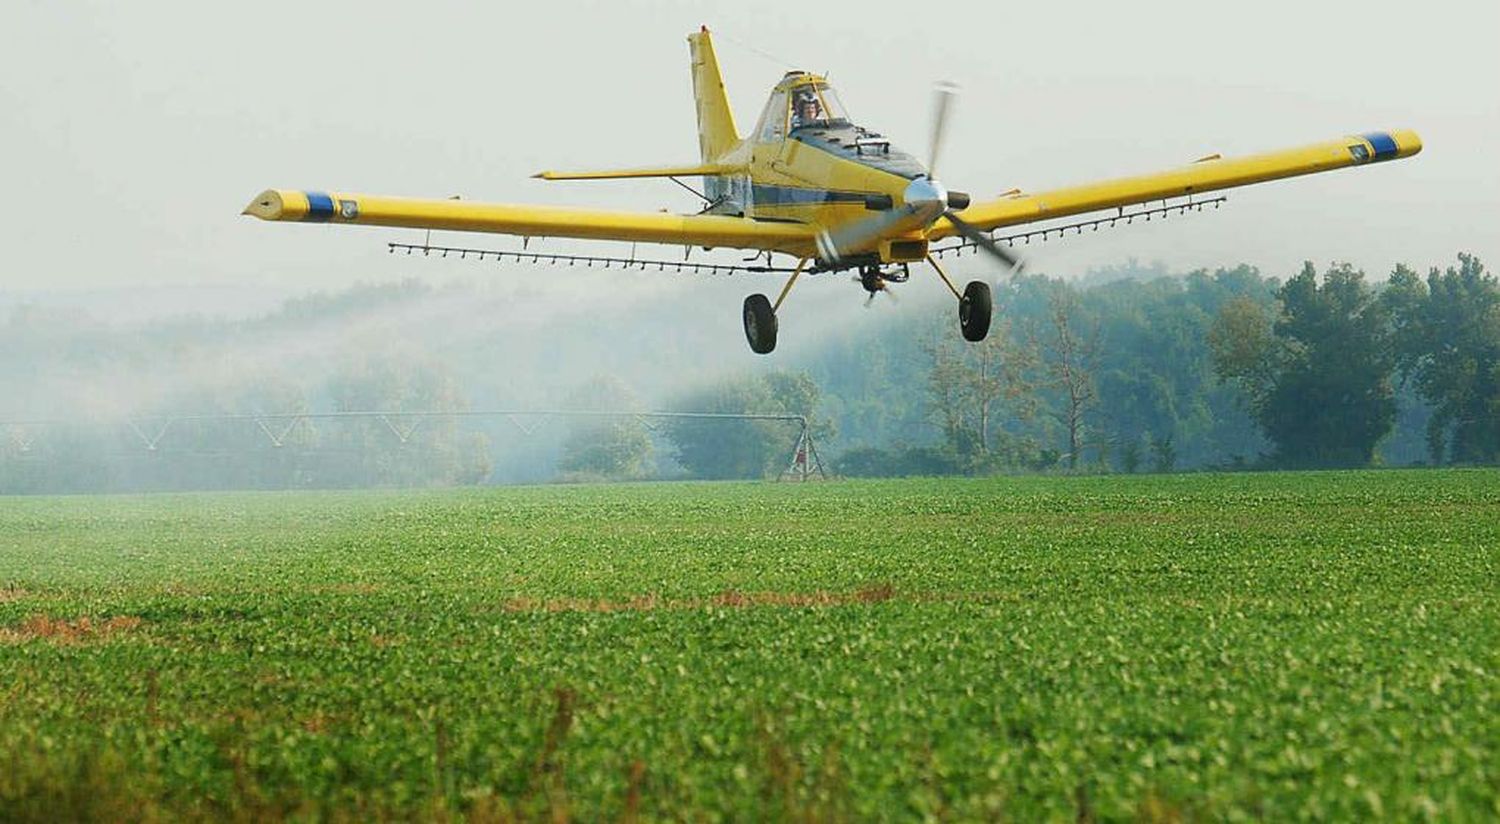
xmin=687 ymin=27 xmax=738 ymax=162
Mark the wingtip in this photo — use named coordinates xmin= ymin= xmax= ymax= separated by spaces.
xmin=1393 ymin=128 xmax=1423 ymax=158
xmin=242 ymin=189 xmax=285 ymax=220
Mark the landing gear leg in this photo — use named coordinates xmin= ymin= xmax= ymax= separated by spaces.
xmin=743 ymin=258 xmax=808 ymax=355
xmin=926 ymin=255 xmax=991 ymax=342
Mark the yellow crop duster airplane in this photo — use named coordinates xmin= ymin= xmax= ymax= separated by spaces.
xmin=244 ymin=27 xmax=1420 ymax=354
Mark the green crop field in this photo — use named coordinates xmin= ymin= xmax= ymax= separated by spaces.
xmin=1 ymin=471 xmax=1496 ymax=821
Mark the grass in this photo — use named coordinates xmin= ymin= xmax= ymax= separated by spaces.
xmin=0 ymin=470 xmax=1496 ymax=821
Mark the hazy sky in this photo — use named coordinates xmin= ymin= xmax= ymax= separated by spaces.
xmin=3 ymin=0 xmax=1497 ymax=297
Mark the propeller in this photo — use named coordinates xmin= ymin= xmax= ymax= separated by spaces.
xmin=853 ymin=274 xmax=899 ymax=307
xmin=943 ymin=210 xmax=1023 ymax=271
xmin=927 ymin=81 xmax=958 ymax=179
xmin=929 ymin=81 xmax=1023 ymax=273
xmin=862 ymin=287 xmax=899 ymax=308
xmin=816 ymin=81 xmax=1024 ymax=276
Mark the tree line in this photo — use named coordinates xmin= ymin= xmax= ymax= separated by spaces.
xmin=1212 ymin=254 xmax=1497 ymax=467
xmin=810 ymin=253 xmax=1495 ymax=476
xmin=2 ymin=253 xmax=1492 ymax=491
xmin=557 ymin=252 xmax=1495 ymax=480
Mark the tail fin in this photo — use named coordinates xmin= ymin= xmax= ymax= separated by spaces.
xmin=687 ymin=27 xmax=739 ymax=162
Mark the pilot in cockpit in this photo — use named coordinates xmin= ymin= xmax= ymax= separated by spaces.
xmin=791 ymin=90 xmax=822 ymax=130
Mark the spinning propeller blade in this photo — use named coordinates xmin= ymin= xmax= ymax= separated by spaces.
xmin=929 ymin=82 xmax=1023 ymax=273
xmin=943 ymin=211 xmax=1023 ymax=271
xmin=853 ymin=274 xmax=898 ymax=307
xmin=928 ymin=81 xmax=958 ymax=179
xmin=817 ymin=205 xmax=922 ymax=264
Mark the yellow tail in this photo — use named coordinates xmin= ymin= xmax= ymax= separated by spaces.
xmin=687 ymin=27 xmax=739 ymax=163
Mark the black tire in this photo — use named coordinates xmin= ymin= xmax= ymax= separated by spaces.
xmin=743 ymin=294 xmax=778 ymax=354
xmin=959 ymin=280 xmax=992 ymax=342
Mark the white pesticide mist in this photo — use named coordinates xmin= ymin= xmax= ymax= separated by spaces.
xmin=0 ymin=253 xmax=958 ymax=487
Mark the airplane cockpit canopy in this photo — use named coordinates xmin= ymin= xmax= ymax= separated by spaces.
xmin=752 ymin=72 xmax=925 ymax=179
xmin=753 ymin=75 xmax=852 ymax=143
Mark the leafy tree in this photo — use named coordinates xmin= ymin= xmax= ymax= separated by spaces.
xmin=1119 ymin=437 xmax=1143 ymax=474
xmin=922 ymin=299 xmax=1041 ymax=472
xmin=797 ymin=322 xmax=929 ymax=454
xmin=662 ymin=370 xmax=826 ymax=479
xmin=324 ymin=354 xmax=491 ymax=486
xmin=1383 ymin=253 xmax=1500 ymax=464
xmin=1211 ymin=262 xmax=1395 ymax=467
xmin=1038 ymin=283 xmax=1099 ymax=470
xmin=160 ymin=376 xmax=318 ymax=490
xmin=1149 ymin=433 xmax=1177 ymax=473
xmin=557 ymin=376 xmax=653 ymax=480
xmin=1207 ymin=295 xmax=1278 ymax=391
xmin=1088 ymin=266 xmax=1273 ymax=470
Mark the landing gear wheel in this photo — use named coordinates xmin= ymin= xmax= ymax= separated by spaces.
xmin=959 ymin=280 xmax=992 ymax=342
xmin=743 ymin=294 xmax=778 ymax=354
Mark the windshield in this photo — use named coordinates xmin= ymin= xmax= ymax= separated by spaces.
xmin=815 ymin=85 xmax=850 ymax=124
xmin=789 ymin=83 xmax=850 ymax=131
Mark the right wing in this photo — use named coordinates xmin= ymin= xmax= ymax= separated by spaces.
xmin=242 ymin=189 xmax=816 ymax=255
xmin=932 ymin=129 xmax=1422 ymax=239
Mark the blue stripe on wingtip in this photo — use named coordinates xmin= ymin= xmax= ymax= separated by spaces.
xmin=303 ymin=191 xmax=335 ymax=222
xmin=1361 ymin=132 xmax=1399 ymax=161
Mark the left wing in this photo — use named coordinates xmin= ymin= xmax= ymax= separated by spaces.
xmin=242 ymin=189 xmax=815 ymax=254
xmin=931 ymin=129 xmax=1422 ymax=240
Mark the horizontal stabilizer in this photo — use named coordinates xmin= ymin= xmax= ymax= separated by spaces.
xmin=533 ymin=163 xmax=739 ymax=181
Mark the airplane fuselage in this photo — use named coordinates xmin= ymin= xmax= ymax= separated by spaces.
xmin=704 ymin=72 xmax=936 ymax=263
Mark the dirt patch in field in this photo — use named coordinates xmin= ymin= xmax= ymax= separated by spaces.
xmin=0 ymin=614 xmax=144 ymax=645
xmin=0 ymin=586 xmax=28 ymax=604
xmin=502 ymin=583 xmax=922 ymax=614
xmin=502 ymin=594 xmax=667 ymax=614
xmin=300 ymin=711 xmax=344 ymax=734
